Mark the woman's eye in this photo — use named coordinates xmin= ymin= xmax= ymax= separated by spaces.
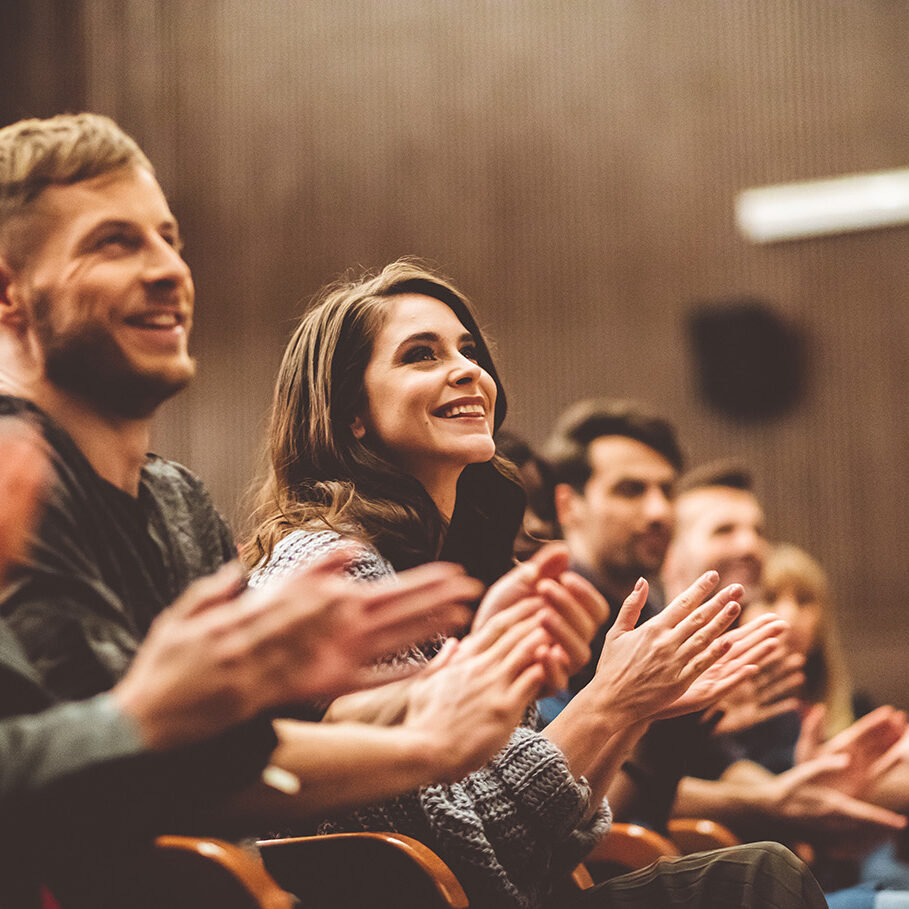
xmin=461 ymin=344 xmax=479 ymax=361
xmin=402 ymin=345 xmax=436 ymax=363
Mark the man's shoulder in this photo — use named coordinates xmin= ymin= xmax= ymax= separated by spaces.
xmin=141 ymin=455 xmax=235 ymax=557
xmin=143 ymin=454 xmax=212 ymax=502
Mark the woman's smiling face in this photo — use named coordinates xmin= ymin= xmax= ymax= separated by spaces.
xmin=351 ymin=293 xmax=497 ymax=501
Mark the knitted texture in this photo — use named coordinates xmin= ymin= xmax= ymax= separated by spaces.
xmin=250 ymin=528 xmax=395 ymax=586
xmin=252 ymin=528 xmax=612 ymax=909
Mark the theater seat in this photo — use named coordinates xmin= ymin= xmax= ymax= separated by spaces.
xmin=150 ymin=835 xmax=295 ymax=909
xmin=257 ymin=824 xmax=686 ymax=906
xmin=582 ymin=822 xmax=681 ymax=883
xmin=257 ymin=832 xmax=468 ymax=909
xmin=667 ymin=818 xmax=742 ymax=853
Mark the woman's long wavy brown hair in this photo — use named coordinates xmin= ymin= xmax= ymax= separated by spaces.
xmin=246 ymin=259 xmax=524 ymax=583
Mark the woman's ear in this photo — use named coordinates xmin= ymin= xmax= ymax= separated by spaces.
xmin=350 ymin=415 xmax=367 ymax=440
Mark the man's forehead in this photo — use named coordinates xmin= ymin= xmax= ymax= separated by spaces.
xmin=677 ymin=486 xmax=763 ymax=531
xmin=37 ymin=165 xmax=174 ymax=231
xmin=587 ymin=435 xmax=677 ymax=480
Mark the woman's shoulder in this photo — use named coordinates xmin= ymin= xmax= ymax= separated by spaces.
xmin=249 ymin=527 xmax=394 ymax=586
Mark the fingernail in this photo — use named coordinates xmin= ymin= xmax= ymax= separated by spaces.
xmin=635 ymin=577 xmax=645 ymax=591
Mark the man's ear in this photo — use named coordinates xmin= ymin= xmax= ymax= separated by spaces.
xmin=350 ymin=414 xmax=367 ymax=440
xmin=0 ymin=259 xmax=28 ymax=332
xmin=553 ymin=482 xmax=582 ymax=530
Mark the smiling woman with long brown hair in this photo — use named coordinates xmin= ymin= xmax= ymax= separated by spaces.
xmin=245 ymin=259 xmax=823 ymax=909
xmin=247 ymin=258 xmax=523 ymax=587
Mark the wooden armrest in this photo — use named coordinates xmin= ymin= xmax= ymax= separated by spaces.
xmin=153 ymin=835 xmax=294 ymax=909
xmin=257 ymin=832 xmax=468 ymax=909
xmin=667 ymin=818 xmax=742 ymax=853
xmin=582 ymin=823 xmax=680 ymax=882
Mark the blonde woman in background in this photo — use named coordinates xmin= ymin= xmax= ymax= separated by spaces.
xmin=748 ymin=543 xmax=857 ymax=740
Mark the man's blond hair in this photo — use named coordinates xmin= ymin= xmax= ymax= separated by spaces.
xmin=0 ymin=112 xmax=152 ymax=267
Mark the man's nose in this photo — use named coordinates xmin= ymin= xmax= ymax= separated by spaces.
xmin=142 ymin=235 xmax=192 ymax=287
xmin=643 ymin=488 xmax=673 ymax=522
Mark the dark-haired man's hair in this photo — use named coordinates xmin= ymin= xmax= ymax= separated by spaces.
xmin=544 ymin=399 xmax=684 ymax=492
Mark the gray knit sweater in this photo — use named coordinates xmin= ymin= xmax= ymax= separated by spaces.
xmin=251 ymin=528 xmax=611 ymax=909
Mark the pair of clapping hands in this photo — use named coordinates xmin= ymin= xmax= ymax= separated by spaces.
xmin=406 ymin=545 xmax=790 ymax=742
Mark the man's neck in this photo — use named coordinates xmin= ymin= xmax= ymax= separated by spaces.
xmin=31 ymin=384 xmax=152 ymax=497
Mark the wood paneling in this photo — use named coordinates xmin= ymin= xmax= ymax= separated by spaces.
xmin=8 ymin=1 xmax=909 ymax=706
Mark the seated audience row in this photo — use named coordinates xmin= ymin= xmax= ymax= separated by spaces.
xmin=0 ymin=110 xmax=897 ymax=908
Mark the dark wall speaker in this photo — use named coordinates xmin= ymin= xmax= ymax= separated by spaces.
xmin=686 ymin=297 xmax=805 ymax=421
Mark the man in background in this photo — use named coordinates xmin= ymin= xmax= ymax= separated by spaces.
xmin=540 ymin=400 xmax=905 ymax=858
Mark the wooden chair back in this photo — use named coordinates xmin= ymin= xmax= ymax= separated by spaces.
xmin=666 ymin=818 xmax=741 ymax=853
xmin=582 ymin=822 xmax=681 ymax=883
xmin=149 ymin=835 xmax=295 ymax=909
xmin=257 ymin=831 xmax=468 ymax=909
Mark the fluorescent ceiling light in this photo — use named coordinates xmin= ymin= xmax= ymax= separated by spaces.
xmin=735 ymin=167 xmax=909 ymax=243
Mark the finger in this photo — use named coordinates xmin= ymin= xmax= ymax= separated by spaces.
xmin=490 ymin=619 xmax=552 ymax=680
xmin=361 ymin=603 xmax=472 ymax=657
xmin=366 ymin=564 xmax=484 ymax=614
xmin=795 ymin=702 xmax=828 ymax=764
xmin=476 ymin=559 xmax=542 ymax=622
xmin=610 ymin=576 xmax=649 ymax=635
xmin=538 ymin=602 xmax=592 ymax=670
xmin=462 ymin=596 xmax=547 ymax=656
xmin=537 ymin=578 xmax=597 ymax=642
xmin=680 ymin=621 xmax=737 ymax=682
xmin=756 ymin=668 xmax=805 ymax=706
xmin=828 ymin=794 xmax=908 ymax=831
xmin=719 ymin=616 xmax=788 ymax=666
xmin=870 ymin=739 xmax=908 ymax=779
xmin=557 ymin=571 xmax=610 ymax=628
xmin=673 ymin=593 xmax=742 ymax=661
xmin=826 ymin=705 xmax=905 ymax=753
xmin=658 ymin=570 xmax=720 ymax=626
xmin=359 ymin=570 xmax=483 ymax=636
xmin=536 ymin=644 xmax=570 ymax=696
xmin=529 ymin=542 xmax=571 ymax=580
xmin=755 ymin=652 xmax=806 ymax=694
xmin=746 ymin=696 xmax=803 ymax=726
xmin=507 ymin=662 xmax=548 ymax=707
xmin=791 ymin=751 xmax=851 ymax=784
xmin=698 ymin=663 xmax=758 ymax=705
xmin=723 ymin=637 xmax=787 ymax=677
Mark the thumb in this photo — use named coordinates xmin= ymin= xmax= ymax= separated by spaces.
xmin=795 ymin=702 xmax=827 ymax=764
xmin=611 ymin=577 xmax=648 ymax=634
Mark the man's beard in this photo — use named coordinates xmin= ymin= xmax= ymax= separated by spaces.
xmin=33 ymin=296 xmax=194 ymax=420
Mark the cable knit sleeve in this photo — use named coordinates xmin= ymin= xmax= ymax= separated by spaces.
xmin=248 ymin=528 xmax=395 ymax=587
xmin=319 ymin=727 xmax=611 ymax=909
xmin=254 ymin=528 xmax=612 ymax=909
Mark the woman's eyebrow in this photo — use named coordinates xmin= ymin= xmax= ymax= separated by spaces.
xmin=393 ymin=331 xmax=441 ymax=356
xmin=393 ymin=330 xmax=475 ymax=355
xmin=399 ymin=331 xmax=440 ymax=345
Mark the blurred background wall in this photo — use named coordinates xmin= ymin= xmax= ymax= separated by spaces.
xmin=4 ymin=0 xmax=909 ymax=707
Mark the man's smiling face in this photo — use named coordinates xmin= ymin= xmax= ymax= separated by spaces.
xmin=11 ymin=165 xmax=195 ymax=418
